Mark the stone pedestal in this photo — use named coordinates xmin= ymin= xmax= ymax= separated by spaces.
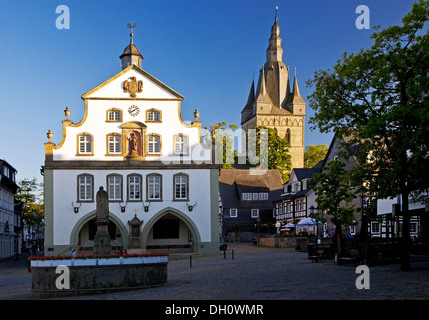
xmin=93 ymin=222 xmax=111 ymax=255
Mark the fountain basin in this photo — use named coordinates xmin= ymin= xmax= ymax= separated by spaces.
xmin=30 ymin=255 xmax=168 ymax=297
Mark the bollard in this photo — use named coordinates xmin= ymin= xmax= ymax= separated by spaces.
xmin=232 ymin=249 xmax=234 ymax=260
xmin=224 ymin=248 xmax=226 ymax=259
xmin=190 ymin=255 xmax=192 ymax=268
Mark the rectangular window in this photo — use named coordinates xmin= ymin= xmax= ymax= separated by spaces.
xmin=174 ymin=175 xmax=188 ymax=200
xmin=259 ymin=192 xmax=268 ymax=200
xmin=147 ymin=175 xmax=161 ymax=200
xmin=148 ymin=136 xmax=160 ymax=154
xmin=253 ymin=193 xmax=259 ymax=200
xmin=147 ymin=111 xmax=160 ymax=122
xmin=79 ymin=135 xmax=92 ymax=154
xmin=371 ymin=222 xmax=380 ymax=235
xmin=174 ymin=135 xmax=188 ymax=155
xmin=229 ymin=208 xmax=237 ymax=218
xmin=108 ymin=110 xmax=121 ymax=121
xmin=128 ymin=175 xmax=141 ymax=200
xmin=78 ymin=175 xmax=93 ymax=201
xmin=251 ymin=209 xmax=259 ymax=218
xmin=108 ymin=135 xmax=121 ymax=154
xmin=242 ymin=193 xmax=252 ymax=200
xmin=108 ymin=175 xmax=122 ymax=201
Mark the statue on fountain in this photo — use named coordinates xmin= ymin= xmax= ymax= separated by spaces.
xmin=93 ymin=186 xmax=112 ymax=255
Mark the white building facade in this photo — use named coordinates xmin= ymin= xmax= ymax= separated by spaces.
xmin=42 ymin=34 xmax=219 ymax=256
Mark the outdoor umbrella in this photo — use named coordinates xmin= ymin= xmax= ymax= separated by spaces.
xmin=296 ymin=217 xmax=321 ymax=227
xmin=284 ymin=223 xmax=295 ymax=228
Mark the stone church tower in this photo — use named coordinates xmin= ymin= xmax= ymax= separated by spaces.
xmin=241 ymin=17 xmax=305 ymax=169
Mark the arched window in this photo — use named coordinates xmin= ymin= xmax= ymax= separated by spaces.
xmin=285 ymin=129 xmax=291 ymax=143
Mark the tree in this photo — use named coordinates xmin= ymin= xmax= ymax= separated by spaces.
xmin=311 ymin=159 xmax=358 ymax=258
xmin=251 ymin=126 xmax=292 ymax=182
xmin=16 ymin=178 xmax=44 ymax=228
xmin=304 ymin=145 xmax=328 ymax=168
xmin=306 ymin=0 xmax=429 ymax=270
xmin=203 ymin=122 xmax=239 ymax=169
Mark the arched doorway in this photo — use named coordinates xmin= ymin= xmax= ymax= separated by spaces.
xmin=70 ymin=211 xmax=129 ymax=253
xmin=141 ymin=207 xmax=201 ymax=253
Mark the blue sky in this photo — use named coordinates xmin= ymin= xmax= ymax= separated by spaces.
xmin=0 ymin=0 xmax=418 ymax=182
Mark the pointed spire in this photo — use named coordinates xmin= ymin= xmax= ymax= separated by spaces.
xmin=245 ymin=80 xmax=255 ymax=107
xmin=266 ymin=13 xmax=283 ymax=62
xmin=287 ymin=71 xmax=306 ymax=105
xmin=255 ymin=65 xmax=273 ymax=105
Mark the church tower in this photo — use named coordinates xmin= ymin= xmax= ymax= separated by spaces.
xmin=241 ymin=16 xmax=305 ymax=170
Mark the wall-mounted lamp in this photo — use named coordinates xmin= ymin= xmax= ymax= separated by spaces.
xmin=71 ymin=202 xmax=81 ymax=214
xmin=143 ymin=202 xmax=150 ymax=212
xmin=119 ymin=201 xmax=127 ymax=213
xmin=186 ymin=201 xmax=197 ymax=212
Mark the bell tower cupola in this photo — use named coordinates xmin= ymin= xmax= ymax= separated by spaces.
xmin=120 ymin=22 xmax=143 ymax=70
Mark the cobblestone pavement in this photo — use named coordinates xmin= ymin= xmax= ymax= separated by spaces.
xmin=1 ymin=242 xmax=429 ymax=300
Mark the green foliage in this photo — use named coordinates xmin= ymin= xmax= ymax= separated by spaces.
xmin=203 ymin=122 xmax=239 ymax=168
xmin=16 ymin=177 xmax=44 ymax=227
xmin=311 ymin=159 xmax=357 ymax=227
xmin=306 ymin=0 xmax=429 ymax=199
xmin=304 ymin=145 xmax=328 ymax=168
xmin=251 ymin=126 xmax=292 ymax=182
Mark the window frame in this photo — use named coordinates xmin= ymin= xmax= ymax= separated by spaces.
xmin=146 ymin=173 xmax=162 ymax=201
xmin=106 ymin=133 xmax=122 ymax=156
xmin=76 ymin=174 xmax=94 ymax=202
xmin=106 ymin=108 xmax=123 ymax=122
xmin=251 ymin=208 xmax=259 ymax=218
xmin=76 ymin=133 xmax=94 ymax=156
xmin=147 ymin=134 xmax=161 ymax=155
xmin=229 ymin=208 xmax=238 ymax=218
xmin=173 ymin=134 xmax=189 ymax=156
xmin=127 ymin=173 xmax=142 ymax=202
xmin=173 ymin=173 xmax=189 ymax=201
xmin=106 ymin=174 xmax=123 ymax=202
xmin=145 ymin=108 xmax=162 ymax=123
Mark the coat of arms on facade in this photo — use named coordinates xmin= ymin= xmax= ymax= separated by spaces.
xmin=123 ymin=77 xmax=143 ymax=98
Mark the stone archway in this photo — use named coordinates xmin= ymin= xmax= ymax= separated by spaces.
xmin=70 ymin=211 xmax=129 ymax=252
xmin=141 ymin=207 xmax=201 ymax=253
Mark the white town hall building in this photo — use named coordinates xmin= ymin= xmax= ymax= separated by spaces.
xmin=42 ymin=30 xmax=219 ymax=256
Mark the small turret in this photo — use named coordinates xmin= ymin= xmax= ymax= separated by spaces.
xmin=120 ymin=23 xmax=143 ymax=70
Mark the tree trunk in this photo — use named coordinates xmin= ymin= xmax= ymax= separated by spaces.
xmin=401 ymin=192 xmax=411 ymax=271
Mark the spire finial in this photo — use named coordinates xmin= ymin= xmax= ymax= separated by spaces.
xmin=275 ymin=6 xmax=278 ymax=21
xmin=127 ymin=22 xmax=137 ymax=44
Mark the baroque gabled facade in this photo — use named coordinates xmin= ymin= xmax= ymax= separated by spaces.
xmin=42 ymin=31 xmax=219 ymax=256
xmin=241 ymin=17 xmax=305 ymax=170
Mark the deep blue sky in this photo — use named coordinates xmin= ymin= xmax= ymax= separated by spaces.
xmin=0 ymin=0 xmax=418 ymax=181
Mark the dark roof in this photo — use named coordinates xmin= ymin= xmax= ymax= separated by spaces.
xmin=219 ymin=169 xmax=283 ymax=209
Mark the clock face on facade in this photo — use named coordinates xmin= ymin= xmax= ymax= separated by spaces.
xmin=128 ymin=105 xmax=140 ymax=117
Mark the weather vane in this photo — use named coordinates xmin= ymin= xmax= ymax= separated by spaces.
xmin=127 ymin=22 xmax=137 ymax=43
xmin=275 ymin=6 xmax=279 ymax=20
